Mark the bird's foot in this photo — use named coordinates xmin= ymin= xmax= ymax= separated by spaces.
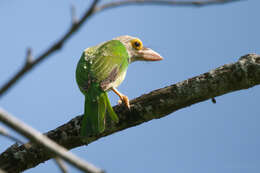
xmin=112 ymin=87 xmax=130 ymax=109
xmin=118 ymin=95 xmax=130 ymax=109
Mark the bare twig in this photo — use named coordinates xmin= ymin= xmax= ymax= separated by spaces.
xmin=94 ymin=0 xmax=242 ymax=12
xmin=0 ymin=108 xmax=103 ymax=173
xmin=54 ymin=157 xmax=68 ymax=173
xmin=0 ymin=0 xmax=241 ymax=98
xmin=0 ymin=125 xmax=23 ymax=144
xmin=0 ymin=0 xmax=100 ymax=98
xmin=25 ymin=48 xmax=33 ymax=65
xmin=70 ymin=4 xmax=78 ymax=25
xmin=1 ymin=53 xmax=259 ymax=172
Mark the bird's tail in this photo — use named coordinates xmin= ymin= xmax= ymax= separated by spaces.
xmin=80 ymin=87 xmax=119 ymax=136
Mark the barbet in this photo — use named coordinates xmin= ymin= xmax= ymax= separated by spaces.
xmin=76 ymin=35 xmax=163 ymax=136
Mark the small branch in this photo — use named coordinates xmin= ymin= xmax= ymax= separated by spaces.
xmin=0 ymin=108 xmax=103 ymax=173
xmin=70 ymin=4 xmax=78 ymax=25
xmin=0 ymin=125 xmax=24 ymax=144
xmin=25 ymin=48 xmax=33 ymax=65
xmin=0 ymin=0 xmax=241 ymax=98
xmin=54 ymin=157 xmax=68 ymax=173
xmin=94 ymin=0 xmax=241 ymax=12
xmin=0 ymin=0 xmax=100 ymax=98
xmin=0 ymin=54 xmax=259 ymax=172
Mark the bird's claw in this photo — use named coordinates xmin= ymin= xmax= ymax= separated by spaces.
xmin=118 ymin=99 xmax=122 ymax=105
xmin=118 ymin=95 xmax=130 ymax=109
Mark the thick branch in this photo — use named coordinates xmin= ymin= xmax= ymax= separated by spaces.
xmin=0 ymin=0 xmax=241 ymax=98
xmin=0 ymin=54 xmax=259 ymax=172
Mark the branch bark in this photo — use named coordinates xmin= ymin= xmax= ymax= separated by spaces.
xmin=1 ymin=53 xmax=259 ymax=173
xmin=0 ymin=0 xmax=241 ymax=98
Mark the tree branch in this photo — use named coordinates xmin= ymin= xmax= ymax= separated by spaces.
xmin=0 ymin=0 xmax=100 ymax=98
xmin=0 ymin=0 xmax=241 ymax=98
xmin=1 ymin=53 xmax=259 ymax=173
xmin=0 ymin=126 xmax=24 ymax=144
xmin=54 ymin=157 xmax=68 ymax=173
xmin=0 ymin=109 xmax=103 ymax=173
xmin=94 ymin=0 xmax=241 ymax=12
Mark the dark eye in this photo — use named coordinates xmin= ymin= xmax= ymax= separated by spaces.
xmin=131 ymin=38 xmax=143 ymax=50
xmin=134 ymin=41 xmax=140 ymax=48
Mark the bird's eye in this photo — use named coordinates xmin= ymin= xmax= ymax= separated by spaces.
xmin=131 ymin=38 xmax=143 ymax=50
xmin=134 ymin=41 xmax=140 ymax=47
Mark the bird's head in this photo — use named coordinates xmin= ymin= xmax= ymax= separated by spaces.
xmin=113 ymin=35 xmax=163 ymax=63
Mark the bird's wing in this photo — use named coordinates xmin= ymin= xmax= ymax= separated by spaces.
xmin=86 ymin=40 xmax=129 ymax=91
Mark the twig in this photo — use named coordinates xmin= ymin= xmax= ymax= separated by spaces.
xmin=70 ymin=4 xmax=78 ymax=25
xmin=0 ymin=0 xmax=241 ymax=98
xmin=0 ymin=53 xmax=259 ymax=172
xmin=0 ymin=125 xmax=24 ymax=144
xmin=94 ymin=0 xmax=242 ymax=12
xmin=0 ymin=108 xmax=103 ymax=173
xmin=54 ymin=157 xmax=68 ymax=173
xmin=25 ymin=48 xmax=33 ymax=65
xmin=0 ymin=0 xmax=99 ymax=98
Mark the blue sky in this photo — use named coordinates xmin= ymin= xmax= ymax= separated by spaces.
xmin=0 ymin=0 xmax=260 ymax=173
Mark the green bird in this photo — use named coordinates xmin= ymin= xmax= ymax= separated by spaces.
xmin=76 ymin=35 xmax=163 ymax=136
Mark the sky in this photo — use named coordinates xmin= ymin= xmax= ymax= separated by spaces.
xmin=0 ymin=0 xmax=260 ymax=173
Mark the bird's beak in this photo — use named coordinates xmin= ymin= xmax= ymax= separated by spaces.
xmin=133 ymin=48 xmax=163 ymax=62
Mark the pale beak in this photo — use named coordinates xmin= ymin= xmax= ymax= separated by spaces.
xmin=133 ymin=48 xmax=163 ymax=62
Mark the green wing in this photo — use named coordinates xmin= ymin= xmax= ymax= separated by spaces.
xmin=90 ymin=40 xmax=129 ymax=90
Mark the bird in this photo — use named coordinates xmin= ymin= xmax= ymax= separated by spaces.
xmin=76 ymin=35 xmax=163 ymax=136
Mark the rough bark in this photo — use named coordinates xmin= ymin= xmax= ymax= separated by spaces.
xmin=0 ymin=54 xmax=260 ymax=173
